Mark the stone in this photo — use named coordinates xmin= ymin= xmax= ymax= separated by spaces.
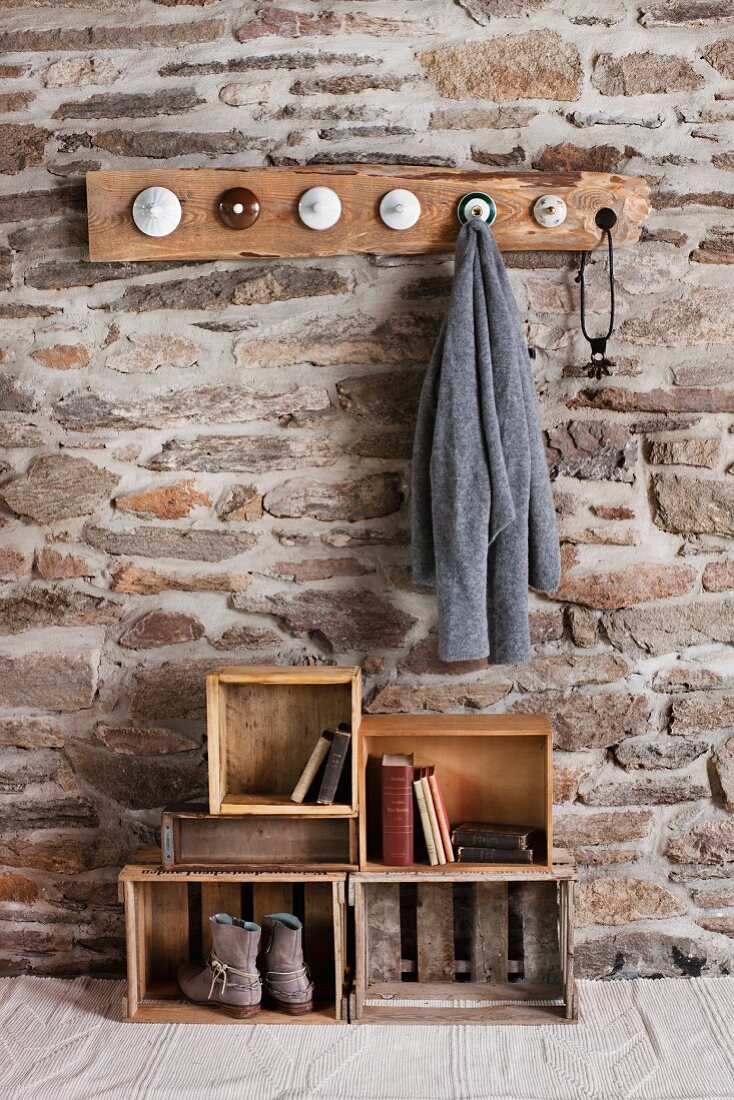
xmin=108 ymin=265 xmax=349 ymax=312
xmin=533 ymin=143 xmax=636 ymax=174
xmin=698 ymin=914 xmax=734 ymax=935
xmin=66 ymin=742 xmax=205 ymax=809
xmin=118 ymin=611 xmax=205 ymax=650
xmin=457 ymin=0 xmax=551 ymax=22
xmin=668 ymin=820 xmax=734 ymax=863
xmin=553 ymin=765 xmax=588 ymax=803
xmin=115 ymin=481 xmax=211 ymax=520
xmin=55 ymin=384 xmax=329 ymax=431
xmin=0 ymin=717 xmax=63 ymax=749
xmin=654 ymin=474 xmax=734 ymax=536
xmin=112 ymin=563 xmax=250 ymax=594
xmin=0 ymin=588 xmax=119 ymax=635
xmin=368 ymin=681 xmax=513 ymax=713
xmin=592 ymin=52 xmax=703 ymax=95
xmin=38 ymin=57 xmax=120 ymax=87
xmin=614 ymin=736 xmax=708 ymax=770
xmin=704 ymin=37 xmax=734 ymax=78
xmin=26 ymin=259 xmax=182 ymax=290
xmin=576 ymin=930 xmax=733 ymax=979
xmin=513 ymin=692 xmax=649 ymax=751
xmin=219 ymin=82 xmax=270 ymax=106
xmin=52 ymin=89 xmax=203 ymax=120
xmin=95 ymin=725 xmax=198 ymax=755
xmin=84 ymin=525 xmax=256 ymax=562
xmin=290 ymin=75 xmax=410 ymax=95
xmin=691 ymin=886 xmax=734 ymax=907
xmin=0 ymin=124 xmax=49 ymax=175
xmin=577 ymin=878 xmax=685 ymax=926
xmin=0 ymin=20 xmax=225 ymax=52
xmin=653 ymin=190 xmax=734 ymax=211
xmin=703 ymin=562 xmax=734 ymax=592
xmin=131 ymin=661 xmax=224 ymax=720
xmin=90 ymin=129 xmax=265 ymax=159
xmin=264 ymin=474 xmax=403 ymax=522
xmin=553 ymin=563 xmax=695 ymax=610
xmin=31 ymin=344 xmax=90 ymax=371
xmin=545 ymin=421 xmax=637 ymax=482
xmin=211 ymin=625 xmax=281 ymax=651
xmin=515 ymin=652 xmax=629 ymax=691
xmin=235 ymin=313 xmax=438 ymax=369
xmin=234 ymin=588 xmax=416 ymax=652
xmin=691 ymin=225 xmax=734 ymax=265
xmin=0 ymin=92 xmax=34 ymax=114
xmin=160 ymin=53 xmax=378 ymax=76
xmin=653 ymin=665 xmax=724 ymax=692
xmin=470 ymin=146 xmax=526 ymax=168
xmin=582 ymin=774 xmax=710 ymax=806
xmin=554 ymin=810 xmax=653 ymax=846
xmin=0 ymin=186 xmax=82 ymax=223
xmin=648 ymin=438 xmax=720 ymax=467
xmin=235 ymin=9 xmax=429 ymax=41
xmin=336 ymin=370 xmax=427 ymax=425
xmin=567 ymin=109 xmax=665 ymax=129
xmin=0 ymin=873 xmax=38 ymax=904
xmin=106 ymin=333 xmax=198 ymax=373
xmin=0 ymin=649 xmax=99 ymax=711
xmin=640 ymin=1 xmax=734 ymax=26
xmin=147 ymin=435 xmax=339 ymax=474
xmin=712 ymin=737 xmax=734 ymax=810
xmin=567 ymin=606 xmax=599 ymax=648
xmin=271 ymin=557 xmax=369 ymax=582
xmin=575 ymin=848 xmax=641 ymax=866
xmin=419 ymin=32 xmax=581 ymax=101
xmin=604 ymin=599 xmax=734 ymax=655
xmin=621 ymin=289 xmax=734 ymax=347
xmin=36 ymin=547 xmax=91 ymax=580
xmin=429 ymin=105 xmax=536 ymax=130
xmin=0 ymin=795 xmax=98 ymax=831
xmin=672 ymin=693 xmax=734 ymax=734
xmin=0 ymin=547 xmax=31 ymax=579
xmin=217 ymin=485 xmax=263 ymax=523
xmin=1 ymin=455 xmax=118 ymax=524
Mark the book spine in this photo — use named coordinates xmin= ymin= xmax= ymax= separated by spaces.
xmin=427 ymin=773 xmax=455 ymax=863
xmin=291 ymin=732 xmax=332 ymax=803
xmin=421 ymin=776 xmax=446 ymax=864
xmin=457 ymin=847 xmax=533 ymax=864
xmin=451 ymin=830 xmax=526 ymax=850
xmin=413 ymin=777 xmax=438 ymax=866
xmin=382 ymin=764 xmax=413 ymax=866
xmin=316 ymin=729 xmax=351 ymax=805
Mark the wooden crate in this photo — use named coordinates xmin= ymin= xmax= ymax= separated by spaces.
xmin=119 ymin=852 xmax=348 ymax=1024
xmin=207 ymin=666 xmax=361 ymax=817
xmin=161 ymin=804 xmax=358 ymax=870
xmin=359 ymin=713 xmax=552 ymax=872
xmin=351 ymin=852 xmax=577 ymax=1025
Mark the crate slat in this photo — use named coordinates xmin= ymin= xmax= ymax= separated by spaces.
xmin=201 ymin=884 xmax=243 ymax=957
xmin=366 ymin=882 xmax=401 ymax=983
xmin=519 ymin=881 xmax=561 ymax=984
xmin=416 ymin=884 xmax=455 ymax=982
xmin=471 ymin=882 xmax=509 ymax=983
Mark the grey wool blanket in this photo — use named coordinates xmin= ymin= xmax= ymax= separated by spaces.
xmin=412 ymin=218 xmax=561 ymax=664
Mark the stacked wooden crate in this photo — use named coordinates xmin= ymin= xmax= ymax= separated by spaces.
xmin=119 ymin=665 xmax=578 ymax=1025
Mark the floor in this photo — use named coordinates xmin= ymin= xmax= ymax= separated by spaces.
xmin=1 ymin=976 xmax=733 ymax=1100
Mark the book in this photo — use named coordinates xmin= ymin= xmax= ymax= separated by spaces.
xmin=457 ymin=846 xmax=534 ymax=864
xmin=427 ymin=771 xmax=455 ymax=862
xmin=291 ymin=729 xmax=334 ymax=803
xmin=316 ymin=723 xmax=352 ymax=805
xmin=382 ymin=753 xmax=414 ymax=866
xmin=413 ymin=768 xmax=438 ymax=866
xmin=450 ymin=823 xmax=539 ymax=851
xmin=420 ymin=770 xmax=446 ymax=864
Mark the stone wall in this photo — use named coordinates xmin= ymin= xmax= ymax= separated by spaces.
xmin=0 ymin=0 xmax=733 ymax=979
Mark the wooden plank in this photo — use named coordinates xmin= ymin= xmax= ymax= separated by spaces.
xmin=333 ymin=882 xmax=346 ymax=1022
xmin=123 ymin=882 xmax=139 ymax=1019
xmin=304 ymin=883 xmax=335 ymax=1001
xmin=251 ymin=882 xmax=293 ymax=928
xmin=416 ymin=884 xmax=455 ymax=983
xmin=200 ymin=884 xmax=242 ymax=958
xmin=146 ymin=882 xmax=189 ymax=991
xmin=563 ymin=880 xmax=576 ymax=1020
xmin=206 ymin=673 xmax=223 ymax=815
xmin=518 ymin=881 xmax=561 ymax=984
xmin=130 ymin=1002 xmax=341 ymax=1024
xmin=366 ymin=882 xmax=401 ymax=984
xmin=87 ymin=166 xmax=650 ymax=262
xmin=471 ymin=882 xmax=508 ymax=983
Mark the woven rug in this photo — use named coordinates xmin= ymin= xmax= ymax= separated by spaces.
xmin=1 ymin=976 xmax=733 ymax=1100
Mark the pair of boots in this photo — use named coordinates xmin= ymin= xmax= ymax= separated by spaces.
xmin=178 ymin=912 xmax=314 ymax=1019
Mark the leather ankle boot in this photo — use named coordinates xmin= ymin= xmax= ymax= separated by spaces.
xmin=177 ymin=914 xmax=261 ymax=1019
xmin=259 ymin=913 xmax=314 ymax=1015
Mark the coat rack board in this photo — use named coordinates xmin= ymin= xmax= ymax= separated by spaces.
xmin=86 ymin=165 xmax=651 ymax=263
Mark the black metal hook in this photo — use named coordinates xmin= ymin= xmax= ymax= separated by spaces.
xmin=575 ymin=207 xmax=617 ymax=380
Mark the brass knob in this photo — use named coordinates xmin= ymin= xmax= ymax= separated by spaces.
xmin=218 ymin=187 xmax=259 ymax=230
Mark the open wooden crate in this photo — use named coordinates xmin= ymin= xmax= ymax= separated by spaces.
xmin=351 ymin=852 xmax=576 ymax=1025
xmin=207 ymin=666 xmax=361 ymax=817
xmin=119 ymin=851 xmax=348 ymax=1024
xmin=359 ymin=714 xmax=552 ymax=872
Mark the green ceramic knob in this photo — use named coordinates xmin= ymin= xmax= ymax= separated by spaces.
xmin=457 ymin=191 xmax=497 ymax=226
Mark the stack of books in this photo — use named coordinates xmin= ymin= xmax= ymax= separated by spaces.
xmin=380 ymin=754 xmax=455 ymax=866
xmin=451 ymin=822 xmax=540 ymax=864
xmin=290 ymin=723 xmax=352 ymax=806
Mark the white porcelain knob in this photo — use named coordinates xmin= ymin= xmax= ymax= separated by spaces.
xmin=232 ymin=202 xmax=244 ymax=215
xmin=533 ymin=194 xmax=567 ymax=228
xmin=132 ymin=186 xmax=182 ymax=238
xmin=379 ymin=188 xmax=421 ymax=231
xmin=298 ymin=186 xmax=341 ymax=231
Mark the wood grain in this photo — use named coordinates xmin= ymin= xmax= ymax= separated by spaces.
xmin=87 ymin=165 xmax=650 ymax=262
xmin=471 ymin=882 xmax=509 ymax=983
xmin=416 ymin=883 xmax=455 ymax=982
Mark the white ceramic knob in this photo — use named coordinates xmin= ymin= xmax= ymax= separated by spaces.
xmin=298 ymin=186 xmax=341 ymax=231
xmin=533 ymin=194 xmax=567 ymax=228
xmin=379 ymin=188 xmax=421 ymax=231
xmin=132 ymin=186 xmax=182 ymax=238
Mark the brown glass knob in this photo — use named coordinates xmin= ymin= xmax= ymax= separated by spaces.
xmin=218 ymin=187 xmax=259 ymax=230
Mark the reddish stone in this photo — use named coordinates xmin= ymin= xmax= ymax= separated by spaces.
xmin=119 ymin=610 xmax=205 ymax=649
xmin=236 ymin=8 xmax=430 ymax=41
xmin=0 ymin=872 xmax=38 ymax=903
xmin=218 ymin=485 xmax=263 ymax=522
xmin=95 ymin=725 xmax=198 ymax=755
xmin=111 ymin=563 xmax=250 ymax=595
xmin=115 ymin=481 xmax=211 ymax=520
xmin=0 ymin=547 xmax=30 ymax=579
xmin=590 ymin=506 xmax=636 ymax=521
xmin=513 ymin=692 xmax=649 ymax=750
xmin=36 ymin=547 xmax=90 ymax=580
xmin=271 ymin=557 xmax=370 ymax=582
xmin=553 ymin=563 xmax=696 ymax=610
xmin=703 ymin=561 xmax=734 ymax=591
xmin=534 ymin=142 xmax=637 ymax=173
xmin=0 ymin=124 xmax=49 ymax=175
xmin=31 ymin=344 xmax=90 ymax=370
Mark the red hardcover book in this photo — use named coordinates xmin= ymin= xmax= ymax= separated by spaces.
xmin=381 ymin=753 xmax=414 ymax=866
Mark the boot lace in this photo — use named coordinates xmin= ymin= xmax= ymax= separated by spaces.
xmin=207 ymin=952 xmax=260 ymax=1000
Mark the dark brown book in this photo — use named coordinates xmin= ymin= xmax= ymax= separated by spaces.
xmin=451 ymin=823 xmax=539 ymax=850
xmin=316 ymin=724 xmax=352 ymax=805
xmin=456 ymin=846 xmax=533 ymax=864
xmin=382 ymin=753 xmax=414 ymax=866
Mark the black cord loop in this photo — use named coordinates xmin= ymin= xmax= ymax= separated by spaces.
xmin=575 ymin=207 xmax=617 ymax=380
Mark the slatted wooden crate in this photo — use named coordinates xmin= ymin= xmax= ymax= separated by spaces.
xmin=207 ymin=666 xmax=361 ymax=817
xmin=350 ymin=851 xmax=577 ymax=1024
xmin=161 ymin=804 xmax=358 ymax=870
xmin=119 ymin=851 xmax=348 ymax=1024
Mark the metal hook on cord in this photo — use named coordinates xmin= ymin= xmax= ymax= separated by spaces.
xmin=575 ymin=207 xmax=617 ymax=380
